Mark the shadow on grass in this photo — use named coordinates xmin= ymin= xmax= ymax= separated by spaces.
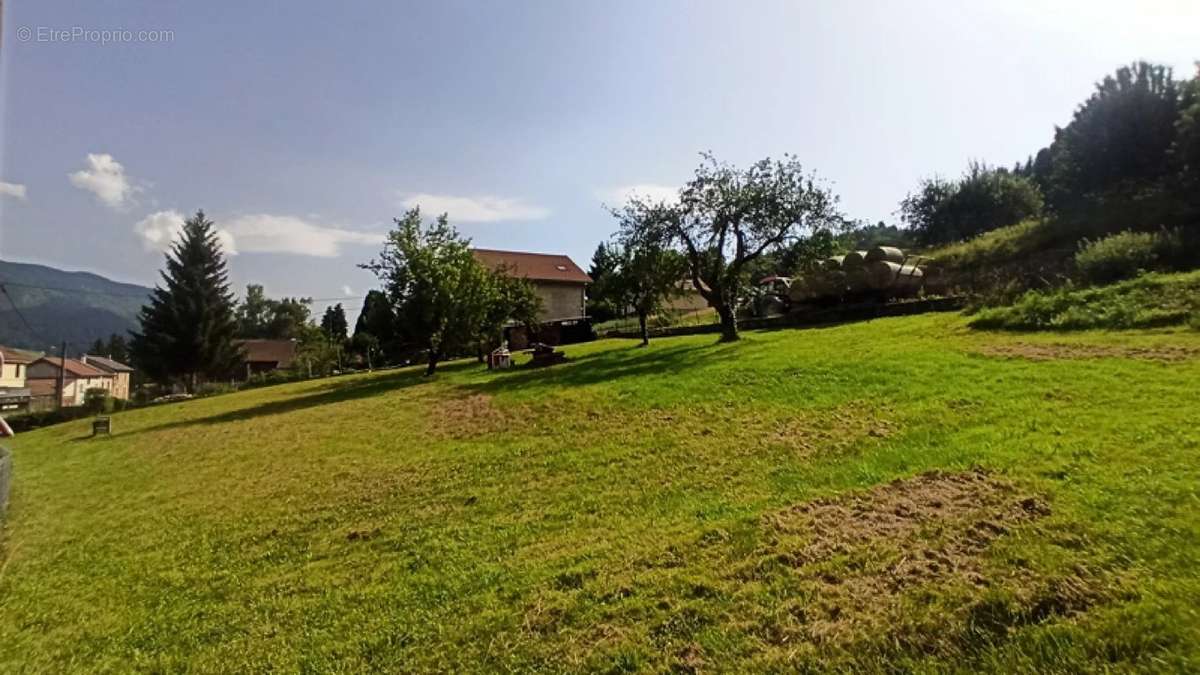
xmin=117 ymin=336 xmax=739 ymax=438
xmin=119 ymin=360 xmax=479 ymax=437
xmin=467 ymin=339 xmax=738 ymax=395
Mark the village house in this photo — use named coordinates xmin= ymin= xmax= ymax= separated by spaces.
xmin=80 ymin=355 xmax=135 ymax=400
xmin=26 ymin=356 xmax=115 ymax=408
xmin=235 ymin=339 xmax=298 ymax=378
xmin=0 ymin=346 xmax=36 ymax=413
xmin=471 ymin=248 xmax=592 ymax=348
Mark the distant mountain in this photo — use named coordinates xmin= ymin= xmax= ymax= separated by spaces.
xmin=0 ymin=260 xmax=151 ymax=353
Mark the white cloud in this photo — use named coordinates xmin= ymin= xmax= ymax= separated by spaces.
xmin=134 ymin=210 xmax=238 ymax=255
xmin=596 ymin=183 xmax=679 ymax=207
xmin=222 ymin=214 xmax=382 ymax=257
xmin=135 ymin=211 xmax=381 ymax=258
xmin=69 ymin=153 xmax=137 ymax=209
xmin=0 ymin=181 xmax=27 ymax=200
xmin=399 ymin=193 xmax=549 ymax=222
xmin=341 ymin=285 xmax=353 ymax=296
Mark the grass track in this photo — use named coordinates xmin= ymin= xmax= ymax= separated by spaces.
xmin=2 ymin=312 xmax=1199 ymax=672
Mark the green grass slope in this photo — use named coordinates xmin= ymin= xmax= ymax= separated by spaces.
xmin=2 ymin=313 xmax=1200 ymax=672
xmin=970 ymin=270 xmax=1200 ymax=331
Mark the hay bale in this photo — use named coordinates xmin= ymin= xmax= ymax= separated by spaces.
xmin=821 ymin=256 xmax=845 ymax=271
xmin=842 ymin=250 xmax=869 ymax=268
xmin=893 ymin=263 xmax=926 ymax=295
xmin=865 ymin=260 xmax=926 ymax=292
xmin=865 ymin=246 xmax=905 ymax=264
xmin=865 ymin=260 xmax=901 ymax=290
xmin=803 ymin=270 xmax=845 ymax=299
xmin=845 ymin=266 xmax=869 ymax=293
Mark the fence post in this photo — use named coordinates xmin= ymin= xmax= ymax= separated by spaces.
xmin=0 ymin=445 xmax=11 ymax=521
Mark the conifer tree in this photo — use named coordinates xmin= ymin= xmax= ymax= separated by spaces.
xmin=130 ymin=210 xmax=242 ymax=391
xmin=320 ymin=303 xmax=349 ymax=342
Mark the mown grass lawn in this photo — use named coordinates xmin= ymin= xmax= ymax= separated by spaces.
xmin=2 ymin=312 xmax=1199 ymax=673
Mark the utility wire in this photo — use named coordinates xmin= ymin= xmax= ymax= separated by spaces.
xmin=0 ymin=280 xmax=44 ymax=342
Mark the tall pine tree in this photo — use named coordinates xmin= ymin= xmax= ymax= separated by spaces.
xmin=320 ymin=303 xmax=349 ymax=342
xmin=130 ymin=211 xmax=242 ymax=391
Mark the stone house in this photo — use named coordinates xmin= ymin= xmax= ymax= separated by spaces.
xmin=471 ymin=248 xmax=592 ymax=347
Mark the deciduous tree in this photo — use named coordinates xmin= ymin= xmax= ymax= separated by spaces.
xmin=899 ymin=163 xmax=1043 ymax=245
xmin=619 ymin=154 xmax=841 ymax=341
xmin=605 ymin=228 xmax=689 ymax=346
xmin=361 ymin=208 xmax=496 ymax=376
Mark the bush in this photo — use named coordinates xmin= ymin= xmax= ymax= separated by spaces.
xmin=194 ymin=382 xmax=237 ymax=398
xmin=1074 ymin=230 xmax=1157 ymax=285
xmin=83 ymin=388 xmax=114 ymax=414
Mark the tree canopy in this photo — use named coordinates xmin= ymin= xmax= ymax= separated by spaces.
xmin=361 ymin=208 xmax=540 ymax=375
xmin=585 ymin=242 xmax=622 ymax=322
xmin=235 ymin=285 xmax=318 ymax=341
xmin=1041 ymin=62 xmax=1181 ymax=210
xmin=320 ymin=304 xmax=349 ymax=343
xmin=130 ymin=210 xmax=242 ymax=391
xmin=899 ymin=163 xmax=1044 ymax=245
xmin=607 ymin=228 xmax=689 ymax=346
xmin=617 ymin=154 xmax=842 ymax=341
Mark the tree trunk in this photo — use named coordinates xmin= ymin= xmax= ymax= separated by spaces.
xmin=638 ymin=311 xmax=650 ymax=346
xmin=716 ymin=303 xmax=740 ymax=342
xmin=425 ymin=349 xmax=439 ymax=377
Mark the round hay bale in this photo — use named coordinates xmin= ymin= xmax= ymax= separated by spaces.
xmin=893 ymin=263 xmax=925 ymax=295
xmin=845 ymin=266 xmax=869 ymax=293
xmin=842 ymin=250 xmax=869 ymax=268
xmin=865 ymin=246 xmax=905 ymax=264
xmin=821 ymin=256 xmax=845 ymax=271
xmin=865 ymin=260 xmax=901 ymax=290
xmin=806 ymin=270 xmax=845 ymax=299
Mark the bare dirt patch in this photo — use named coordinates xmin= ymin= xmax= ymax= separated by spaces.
xmin=424 ymin=393 xmax=511 ymax=439
xmin=979 ymin=342 xmax=1200 ymax=362
xmin=746 ymin=470 xmax=1103 ymax=646
xmin=517 ymin=470 xmax=1113 ymax=668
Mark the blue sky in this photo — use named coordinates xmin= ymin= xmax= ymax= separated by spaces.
xmin=1 ymin=1 xmax=1197 ymax=317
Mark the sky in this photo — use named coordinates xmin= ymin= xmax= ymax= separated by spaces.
xmin=1 ymin=0 xmax=1197 ymax=319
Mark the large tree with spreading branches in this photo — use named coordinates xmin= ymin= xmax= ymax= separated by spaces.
xmin=619 ymin=154 xmax=842 ymax=341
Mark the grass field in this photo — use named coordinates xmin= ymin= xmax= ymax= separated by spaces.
xmin=2 ymin=312 xmax=1200 ymax=672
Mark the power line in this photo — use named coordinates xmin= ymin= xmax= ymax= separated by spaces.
xmin=0 ymin=281 xmax=43 ymax=341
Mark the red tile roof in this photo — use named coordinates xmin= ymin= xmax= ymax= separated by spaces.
xmin=236 ymin=339 xmax=297 ymax=367
xmin=472 ymin=249 xmax=591 ymax=284
xmin=0 ymin=346 xmax=37 ymax=365
xmin=33 ymin=356 xmax=109 ymax=378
